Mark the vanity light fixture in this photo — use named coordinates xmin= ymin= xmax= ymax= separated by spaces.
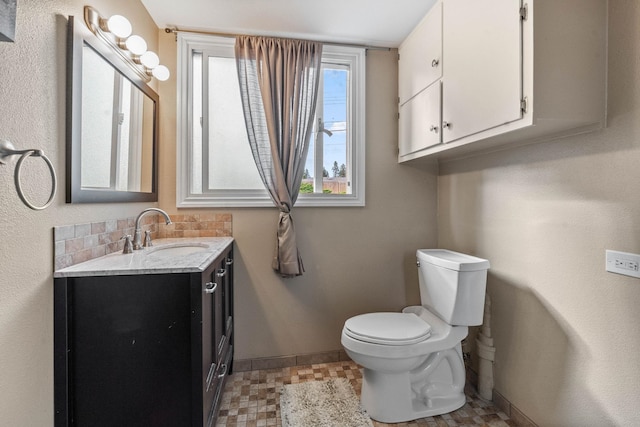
xmin=102 ymin=15 xmax=132 ymax=39
xmin=140 ymin=51 xmax=159 ymax=68
xmin=84 ymin=6 xmax=170 ymax=82
xmin=124 ymin=34 xmax=147 ymax=56
xmin=152 ymin=65 xmax=171 ymax=81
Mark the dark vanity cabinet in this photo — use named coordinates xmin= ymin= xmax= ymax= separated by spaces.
xmin=54 ymin=243 xmax=234 ymax=427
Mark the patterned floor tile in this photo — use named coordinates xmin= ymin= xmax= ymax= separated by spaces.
xmin=215 ymin=361 xmax=515 ymax=427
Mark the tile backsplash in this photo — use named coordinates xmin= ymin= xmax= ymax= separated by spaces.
xmin=54 ymin=213 xmax=232 ymax=270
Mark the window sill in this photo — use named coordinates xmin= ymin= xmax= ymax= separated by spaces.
xmin=177 ymin=193 xmax=365 ymax=208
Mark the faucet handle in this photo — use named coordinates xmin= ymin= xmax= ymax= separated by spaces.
xmin=144 ymin=230 xmax=153 ymax=247
xmin=122 ymin=235 xmax=133 ymax=254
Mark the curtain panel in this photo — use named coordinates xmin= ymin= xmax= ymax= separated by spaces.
xmin=235 ymin=36 xmax=323 ymax=277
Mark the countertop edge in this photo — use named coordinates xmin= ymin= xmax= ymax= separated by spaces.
xmin=54 ymin=237 xmax=234 ymax=278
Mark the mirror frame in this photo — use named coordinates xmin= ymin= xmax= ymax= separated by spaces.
xmin=66 ymin=15 xmax=159 ymax=203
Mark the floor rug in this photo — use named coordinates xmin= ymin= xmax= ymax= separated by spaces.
xmin=280 ymin=378 xmax=374 ymax=427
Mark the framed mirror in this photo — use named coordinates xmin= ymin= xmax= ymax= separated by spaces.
xmin=66 ymin=15 xmax=158 ymax=203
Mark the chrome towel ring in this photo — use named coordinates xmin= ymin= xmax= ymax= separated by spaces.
xmin=0 ymin=139 xmax=57 ymax=210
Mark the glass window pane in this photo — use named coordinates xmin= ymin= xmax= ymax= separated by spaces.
xmin=322 ymin=66 xmax=350 ymax=195
xmin=207 ymin=56 xmax=263 ymax=190
xmin=323 ymin=67 xmax=349 ymax=194
xmin=300 ymin=133 xmax=314 ymax=193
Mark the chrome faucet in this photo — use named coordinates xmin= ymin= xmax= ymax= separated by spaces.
xmin=133 ymin=208 xmax=172 ymax=250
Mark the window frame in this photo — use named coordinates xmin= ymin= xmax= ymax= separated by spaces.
xmin=177 ymin=33 xmax=366 ymax=208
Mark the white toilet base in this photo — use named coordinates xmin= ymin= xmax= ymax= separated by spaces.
xmin=359 ymin=344 xmax=467 ymax=423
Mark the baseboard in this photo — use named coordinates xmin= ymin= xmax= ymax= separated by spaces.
xmin=467 ymin=368 xmax=538 ymax=427
xmin=492 ymin=389 xmax=539 ymax=427
xmin=233 ymin=349 xmax=352 ymax=372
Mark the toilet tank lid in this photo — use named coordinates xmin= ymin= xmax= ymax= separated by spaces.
xmin=417 ymin=249 xmax=490 ymax=272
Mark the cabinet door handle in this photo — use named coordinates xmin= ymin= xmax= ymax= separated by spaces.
xmin=431 ymin=58 xmax=440 ymax=67
xmin=206 ymin=363 xmax=216 ymax=392
xmin=217 ymin=363 xmax=228 ymax=379
xmin=204 ymin=281 xmax=218 ymax=294
xmin=429 ymin=125 xmax=439 ymax=133
xmin=442 ymin=121 xmax=452 ymax=129
xmin=216 ymin=268 xmax=226 ymax=278
xmin=218 ymin=347 xmax=232 ymax=379
xmin=217 ymin=334 xmax=226 ymax=355
xmin=225 ymin=258 xmax=233 ymax=266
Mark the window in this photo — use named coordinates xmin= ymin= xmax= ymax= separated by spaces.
xmin=176 ymin=34 xmax=365 ymax=207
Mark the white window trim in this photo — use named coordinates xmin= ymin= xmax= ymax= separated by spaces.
xmin=176 ymin=33 xmax=366 ymax=208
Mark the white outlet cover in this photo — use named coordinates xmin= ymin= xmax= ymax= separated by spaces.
xmin=605 ymin=250 xmax=640 ymax=279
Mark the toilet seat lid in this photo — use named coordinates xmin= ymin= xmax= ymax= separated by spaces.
xmin=344 ymin=312 xmax=431 ymax=345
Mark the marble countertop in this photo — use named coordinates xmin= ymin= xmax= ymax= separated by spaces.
xmin=54 ymin=237 xmax=234 ymax=278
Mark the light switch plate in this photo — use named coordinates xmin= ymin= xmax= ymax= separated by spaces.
xmin=605 ymin=250 xmax=640 ymax=279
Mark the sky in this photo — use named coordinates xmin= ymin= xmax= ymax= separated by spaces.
xmin=304 ymin=67 xmax=348 ymax=178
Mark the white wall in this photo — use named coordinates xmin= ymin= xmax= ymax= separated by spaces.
xmin=438 ymin=1 xmax=640 ymax=425
xmin=0 ymin=1 xmax=160 ymax=425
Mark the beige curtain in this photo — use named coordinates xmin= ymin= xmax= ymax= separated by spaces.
xmin=235 ymin=36 xmax=323 ymax=278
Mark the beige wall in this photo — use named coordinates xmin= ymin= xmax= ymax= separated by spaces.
xmin=14 ymin=1 xmax=636 ymax=425
xmin=156 ymin=33 xmax=438 ymax=359
xmin=438 ymin=1 xmax=640 ymax=425
xmin=0 ymin=1 xmax=162 ymax=425
xmin=0 ymin=1 xmax=437 ymax=425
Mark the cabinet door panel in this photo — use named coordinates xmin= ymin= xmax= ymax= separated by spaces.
xmin=202 ymin=264 xmax=223 ymax=424
xmin=399 ymin=1 xmax=442 ymax=105
xmin=399 ymin=82 xmax=442 ymax=156
xmin=223 ymin=256 xmax=233 ymax=338
xmin=442 ymin=0 xmax=522 ymax=143
xmin=69 ymin=275 xmax=192 ymax=427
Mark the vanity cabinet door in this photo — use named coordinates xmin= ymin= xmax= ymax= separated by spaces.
xmin=201 ymin=247 xmax=234 ymax=427
xmin=54 ymin=274 xmax=193 ymax=427
xmin=201 ymin=259 xmax=222 ymax=426
xmin=222 ymin=252 xmax=234 ymax=362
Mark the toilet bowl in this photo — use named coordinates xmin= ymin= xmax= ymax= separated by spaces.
xmin=341 ymin=249 xmax=489 ymax=423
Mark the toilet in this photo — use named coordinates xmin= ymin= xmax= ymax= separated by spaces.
xmin=341 ymin=249 xmax=490 ymax=423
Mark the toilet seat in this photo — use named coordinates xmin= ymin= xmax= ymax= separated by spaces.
xmin=344 ymin=312 xmax=431 ymax=345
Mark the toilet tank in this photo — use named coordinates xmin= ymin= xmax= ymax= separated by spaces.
xmin=417 ymin=249 xmax=490 ymax=326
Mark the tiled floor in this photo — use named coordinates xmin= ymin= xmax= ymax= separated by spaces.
xmin=215 ymin=361 xmax=516 ymax=427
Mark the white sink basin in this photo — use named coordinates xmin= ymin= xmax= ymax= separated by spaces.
xmin=146 ymin=243 xmax=210 ymax=258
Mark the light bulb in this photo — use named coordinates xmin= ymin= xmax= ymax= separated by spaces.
xmin=125 ymin=35 xmax=147 ymax=56
xmin=140 ymin=51 xmax=160 ymax=69
xmin=152 ymin=65 xmax=170 ymax=81
xmin=106 ymin=15 xmax=132 ymax=39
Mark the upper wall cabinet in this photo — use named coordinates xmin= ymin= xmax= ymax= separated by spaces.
xmin=398 ymin=3 xmax=443 ymax=157
xmin=398 ymin=0 xmax=607 ymax=162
